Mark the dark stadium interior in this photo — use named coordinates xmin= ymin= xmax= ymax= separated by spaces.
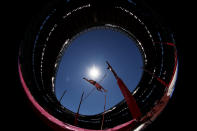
xmin=6 ymin=0 xmax=191 ymax=130
xmin=18 ymin=0 xmax=178 ymax=130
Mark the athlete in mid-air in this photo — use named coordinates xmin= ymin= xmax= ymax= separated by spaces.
xmin=83 ymin=77 xmax=107 ymax=92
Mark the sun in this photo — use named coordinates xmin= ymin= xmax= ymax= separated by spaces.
xmin=89 ymin=65 xmax=100 ymax=79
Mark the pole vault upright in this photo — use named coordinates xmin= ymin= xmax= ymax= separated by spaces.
xmin=106 ymin=61 xmax=142 ymax=119
xmin=74 ymin=91 xmax=84 ymax=126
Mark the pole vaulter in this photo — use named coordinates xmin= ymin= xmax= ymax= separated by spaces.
xmin=83 ymin=77 xmax=107 ymax=93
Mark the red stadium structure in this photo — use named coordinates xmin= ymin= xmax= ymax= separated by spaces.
xmin=106 ymin=61 xmax=142 ymax=120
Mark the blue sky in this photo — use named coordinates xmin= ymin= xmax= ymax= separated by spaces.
xmin=55 ymin=28 xmax=143 ymax=115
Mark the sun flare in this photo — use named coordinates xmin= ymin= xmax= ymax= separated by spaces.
xmin=89 ymin=65 xmax=100 ymax=79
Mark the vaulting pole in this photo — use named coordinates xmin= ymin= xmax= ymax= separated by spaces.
xmin=75 ymin=91 xmax=84 ymax=126
xmin=106 ymin=61 xmax=142 ymax=119
xmin=101 ymin=95 xmax=106 ymax=130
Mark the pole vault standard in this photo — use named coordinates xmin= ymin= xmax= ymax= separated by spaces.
xmin=101 ymin=95 xmax=106 ymax=130
xmin=59 ymin=89 xmax=67 ymax=103
xmin=106 ymin=61 xmax=142 ymax=119
xmin=74 ymin=91 xmax=84 ymax=126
